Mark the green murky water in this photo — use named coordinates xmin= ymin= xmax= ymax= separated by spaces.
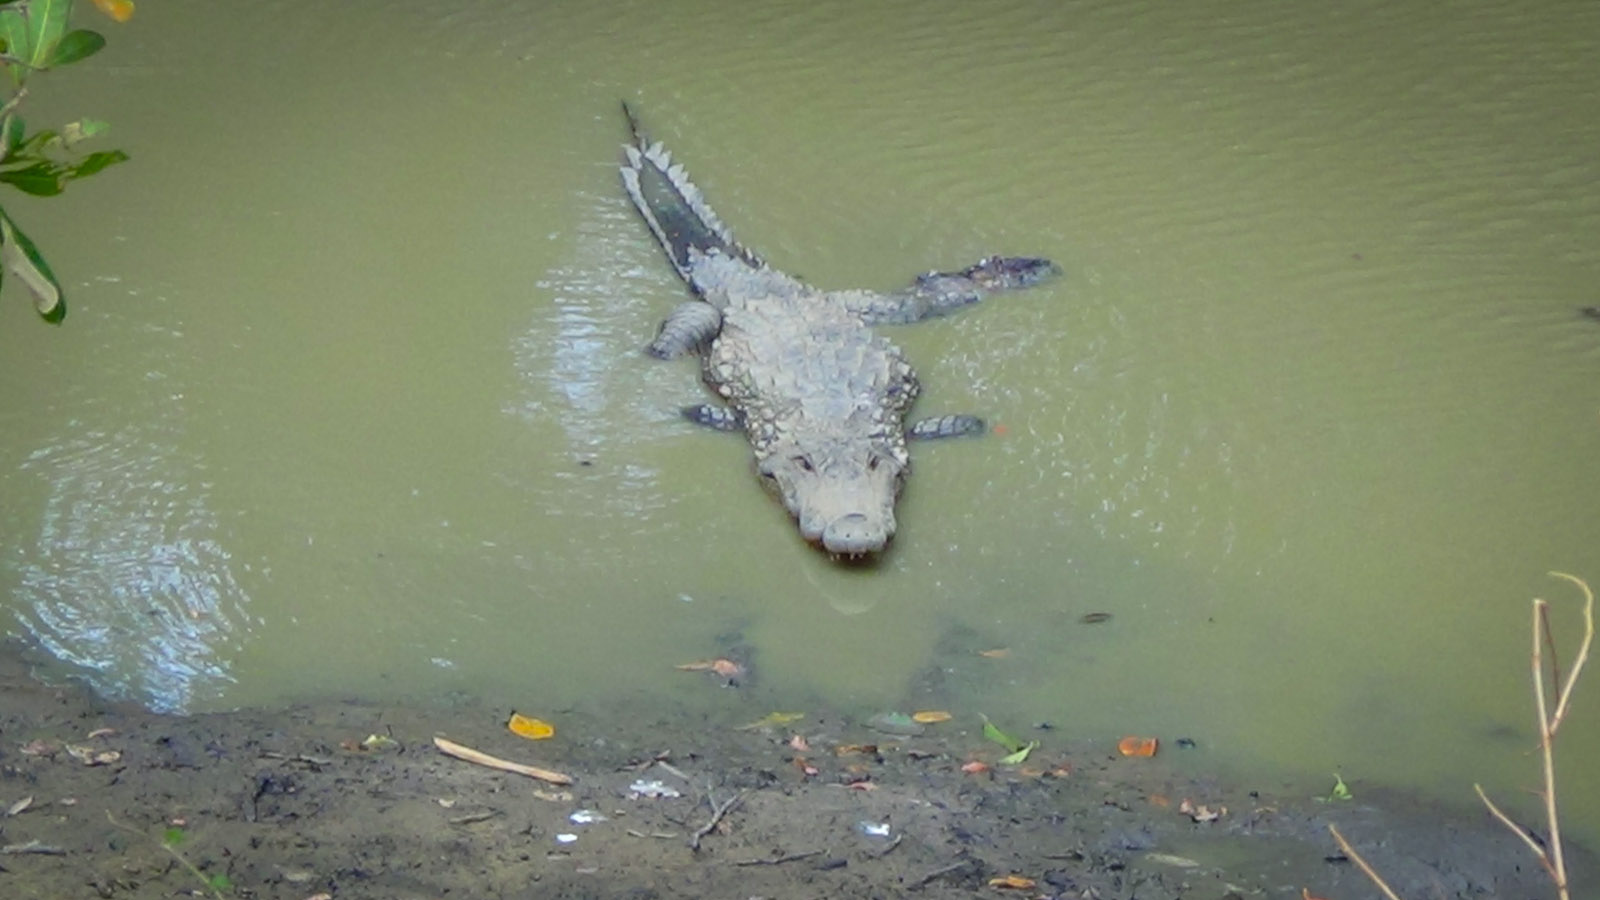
xmin=3 ymin=0 xmax=1598 ymax=847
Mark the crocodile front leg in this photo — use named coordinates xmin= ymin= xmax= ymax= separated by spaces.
xmin=647 ymin=301 xmax=722 ymax=359
xmin=683 ymin=403 xmax=744 ymax=432
xmin=907 ymin=414 xmax=985 ymax=440
xmin=835 ymin=255 xmax=1061 ymax=325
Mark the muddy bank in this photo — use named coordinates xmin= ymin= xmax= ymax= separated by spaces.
xmin=0 ymin=644 xmax=1588 ymax=899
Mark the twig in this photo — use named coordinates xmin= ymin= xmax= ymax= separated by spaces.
xmin=689 ymin=788 xmax=747 ymax=852
xmin=432 ymin=736 xmax=573 ymax=785
xmin=1473 ymin=784 xmax=1549 ymax=865
xmin=909 ymin=859 xmax=975 ymax=889
xmin=735 ymin=849 xmax=823 ymax=866
xmin=1 ymin=839 xmax=67 ymax=855
xmin=873 ymin=834 xmax=905 ymax=858
xmin=104 ymin=812 xmax=224 ymax=900
xmin=1326 ymin=826 xmax=1403 ymax=900
xmin=1473 ymin=571 xmax=1591 ymax=900
xmin=1543 ymin=572 xmax=1594 ymax=733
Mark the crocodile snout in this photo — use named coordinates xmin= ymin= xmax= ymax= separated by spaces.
xmin=820 ymin=513 xmax=892 ymax=557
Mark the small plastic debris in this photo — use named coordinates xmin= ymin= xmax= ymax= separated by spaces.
xmin=628 ymin=779 xmax=681 ymax=799
xmin=857 ymin=821 xmax=891 ymax=838
xmin=555 ymin=833 xmax=578 ymax=844
xmin=569 ymin=809 xmax=607 ymax=824
xmin=1178 ymin=798 xmax=1227 ymax=822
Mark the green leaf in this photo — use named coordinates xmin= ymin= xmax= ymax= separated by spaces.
xmin=162 ymin=826 xmax=187 ymax=847
xmin=980 ymin=715 xmax=1026 ymax=754
xmin=0 ymin=113 xmax=21 ymax=158
xmin=23 ymin=0 xmax=70 ymax=67
xmin=0 ymin=10 xmax=29 ymax=84
xmin=49 ymin=28 xmax=104 ymax=66
xmin=1328 ymin=773 xmax=1353 ymax=801
xmin=61 ymin=117 xmax=108 ymax=147
xmin=65 ymin=147 xmax=126 ymax=180
xmin=208 ymin=873 xmax=233 ymax=892
xmin=998 ymin=740 xmax=1039 ymax=766
xmin=0 ymin=209 xmax=65 ymax=320
xmin=0 ymin=159 xmax=62 ymax=195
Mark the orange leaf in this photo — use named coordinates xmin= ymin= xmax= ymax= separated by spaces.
xmin=911 ymin=710 xmax=952 ymax=723
xmin=1302 ymin=890 xmax=1331 ymax=900
xmin=674 ymin=658 xmax=744 ymax=677
xmin=91 ymin=0 xmax=135 ymax=22
xmin=961 ymin=760 xmax=991 ymax=774
xmin=988 ymin=875 xmax=1036 ymax=889
xmin=507 ymin=713 xmax=555 ymax=740
xmin=1117 ymin=736 xmax=1158 ymax=757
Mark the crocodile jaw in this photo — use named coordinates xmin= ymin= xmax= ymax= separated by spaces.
xmin=757 ymin=435 xmax=907 ymax=557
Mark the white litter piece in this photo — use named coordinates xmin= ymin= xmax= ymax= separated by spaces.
xmin=569 ymin=809 xmax=608 ymax=824
xmin=857 ymin=821 xmax=892 ymax=838
xmin=628 ymin=779 xmax=682 ymax=799
xmin=555 ymin=833 xmax=578 ymax=844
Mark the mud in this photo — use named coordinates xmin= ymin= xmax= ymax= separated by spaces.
xmin=0 ymin=642 xmax=1589 ymax=900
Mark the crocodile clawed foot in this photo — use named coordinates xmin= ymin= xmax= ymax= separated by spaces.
xmin=907 ymin=415 xmax=985 ymax=440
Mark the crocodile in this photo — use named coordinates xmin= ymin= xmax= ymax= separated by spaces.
xmin=620 ymin=105 xmax=1059 ymax=557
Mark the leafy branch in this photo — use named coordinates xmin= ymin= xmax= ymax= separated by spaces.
xmin=0 ymin=0 xmax=132 ymax=323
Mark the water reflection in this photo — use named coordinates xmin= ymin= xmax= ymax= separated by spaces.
xmin=9 ymin=428 xmax=251 ymax=712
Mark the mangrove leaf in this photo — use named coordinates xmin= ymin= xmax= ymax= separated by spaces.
xmin=47 ymin=26 xmax=101 ymax=66
xmin=0 ymin=208 xmax=64 ymax=320
xmin=0 ymin=158 xmax=61 ymax=194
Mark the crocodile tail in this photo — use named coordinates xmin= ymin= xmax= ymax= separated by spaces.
xmin=619 ymin=102 xmax=764 ymax=287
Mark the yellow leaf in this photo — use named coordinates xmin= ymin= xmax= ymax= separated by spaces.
xmin=91 ymin=0 xmax=135 ymax=22
xmin=988 ymin=874 xmax=1036 ymax=889
xmin=911 ymin=710 xmax=952 ymax=723
xmin=736 ymin=711 xmax=804 ymax=730
xmin=978 ymin=648 xmax=1011 ymax=659
xmin=508 ymin=713 xmax=555 ymax=740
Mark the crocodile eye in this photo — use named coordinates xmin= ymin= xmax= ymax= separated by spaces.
xmin=793 ymin=455 xmax=814 ymax=473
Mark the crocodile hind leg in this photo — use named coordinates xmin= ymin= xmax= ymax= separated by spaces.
xmin=837 ymin=255 xmax=1062 ymax=325
xmin=907 ymin=414 xmax=985 ymax=440
xmin=648 ymin=301 xmax=722 ymax=359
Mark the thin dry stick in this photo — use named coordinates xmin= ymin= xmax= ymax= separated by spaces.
xmin=1473 ymin=571 xmax=1593 ymax=900
xmin=689 ymin=787 xmax=747 ymax=852
xmin=1336 ymin=572 xmax=1592 ymax=900
xmin=1543 ymin=572 xmax=1594 ymax=731
xmin=104 ymin=811 xmax=224 ymax=900
xmin=432 ymin=736 xmax=573 ymax=785
xmin=1326 ymin=825 xmax=1404 ymax=900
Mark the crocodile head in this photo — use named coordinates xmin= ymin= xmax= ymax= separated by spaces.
xmin=960 ymin=255 xmax=1062 ymax=290
xmin=756 ymin=433 xmax=908 ymax=557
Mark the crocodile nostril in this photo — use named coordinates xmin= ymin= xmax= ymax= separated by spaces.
xmin=821 ymin=513 xmax=889 ymax=556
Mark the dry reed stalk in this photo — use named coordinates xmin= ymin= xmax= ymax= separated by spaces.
xmin=1330 ymin=572 xmax=1592 ymax=900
